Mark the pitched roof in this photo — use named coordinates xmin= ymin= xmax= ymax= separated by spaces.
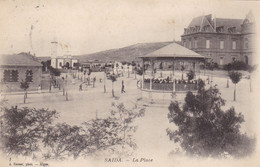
xmin=0 ymin=53 xmax=42 ymax=67
xmin=215 ymin=18 xmax=243 ymax=33
xmin=139 ymin=42 xmax=204 ymax=59
xmin=188 ymin=14 xmax=212 ymax=28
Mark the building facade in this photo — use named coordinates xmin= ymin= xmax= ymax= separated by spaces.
xmin=0 ymin=53 xmax=42 ymax=92
xmin=181 ymin=11 xmax=255 ymax=66
xmin=51 ymin=55 xmax=79 ymax=69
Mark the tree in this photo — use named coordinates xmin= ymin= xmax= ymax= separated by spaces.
xmin=42 ymin=123 xmax=86 ymax=159
xmin=228 ymin=71 xmax=242 ymax=101
xmin=109 ymin=74 xmax=117 ymax=97
xmin=20 ymin=80 xmax=29 ymax=103
xmin=166 ymin=80 xmax=255 ymax=158
xmin=109 ymin=102 xmax=145 ymax=153
xmin=0 ymin=107 xmax=58 ymax=156
xmin=0 ymin=102 xmax=145 ymax=159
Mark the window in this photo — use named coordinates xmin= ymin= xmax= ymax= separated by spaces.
xmin=183 ymin=41 xmax=186 ymax=48
xmin=232 ymin=41 xmax=236 ymax=50
xmin=59 ymin=62 xmax=62 ymax=67
xmin=206 ymin=40 xmax=210 ymax=49
xmin=220 ymin=41 xmax=224 ymax=49
xmin=189 ymin=40 xmax=192 ymax=48
xmin=220 ymin=57 xmax=224 ymax=65
xmin=194 ymin=39 xmax=198 ymax=48
xmin=3 ymin=70 xmax=19 ymax=82
xmin=25 ymin=70 xmax=33 ymax=82
xmin=244 ymin=38 xmax=249 ymax=49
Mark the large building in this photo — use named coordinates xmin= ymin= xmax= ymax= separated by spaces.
xmin=0 ymin=53 xmax=42 ymax=92
xmin=181 ymin=11 xmax=255 ymax=66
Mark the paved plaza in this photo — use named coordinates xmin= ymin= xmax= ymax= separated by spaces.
xmin=1 ymin=71 xmax=258 ymax=159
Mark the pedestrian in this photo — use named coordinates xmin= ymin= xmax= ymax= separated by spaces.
xmin=121 ymin=80 xmax=125 ymax=93
xmin=79 ymin=84 xmax=82 ymax=91
xmin=38 ymin=85 xmax=41 ymax=94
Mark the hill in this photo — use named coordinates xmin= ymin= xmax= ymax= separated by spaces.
xmin=74 ymin=41 xmax=174 ymax=63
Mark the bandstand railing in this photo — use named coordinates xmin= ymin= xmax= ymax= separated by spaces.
xmin=142 ymin=79 xmax=198 ymax=92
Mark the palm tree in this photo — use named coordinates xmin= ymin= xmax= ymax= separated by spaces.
xmin=229 ymin=71 xmax=242 ymax=101
xmin=110 ymin=74 xmax=117 ymax=97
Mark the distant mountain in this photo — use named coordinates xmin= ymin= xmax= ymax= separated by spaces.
xmin=37 ymin=41 xmax=180 ymax=63
xmin=74 ymin=41 xmax=175 ymax=63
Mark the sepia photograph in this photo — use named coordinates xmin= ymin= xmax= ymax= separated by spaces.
xmin=0 ymin=0 xmax=260 ymax=167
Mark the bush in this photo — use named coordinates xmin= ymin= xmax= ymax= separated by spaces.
xmin=223 ymin=61 xmax=249 ymax=71
xmin=166 ymin=80 xmax=256 ymax=158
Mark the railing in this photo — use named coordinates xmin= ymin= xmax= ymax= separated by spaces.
xmin=142 ymin=80 xmax=197 ymax=92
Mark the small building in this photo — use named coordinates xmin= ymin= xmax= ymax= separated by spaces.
xmin=0 ymin=53 xmax=42 ymax=92
xmin=51 ymin=55 xmax=79 ymax=69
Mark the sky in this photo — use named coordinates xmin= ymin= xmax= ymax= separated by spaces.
xmin=0 ymin=0 xmax=259 ymax=57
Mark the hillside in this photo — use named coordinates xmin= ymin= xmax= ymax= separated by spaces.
xmin=74 ymin=41 xmax=174 ymax=63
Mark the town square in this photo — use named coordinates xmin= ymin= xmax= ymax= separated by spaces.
xmin=0 ymin=0 xmax=260 ymax=167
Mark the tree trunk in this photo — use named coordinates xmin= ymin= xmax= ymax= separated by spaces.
xmin=234 ymin=84 xmax=236 ymax=101
xmin=24 ymin=93 xmax=26 ymax=103
xmin=227 ymin=78 xmax=229 ymax=88
xmin=112 ymin=82 xmax=114 ymax=97
xmin=66 ymin=91 xmax=68 ymax=101
xmin=250 ymin=75 xmax=252 ymax=92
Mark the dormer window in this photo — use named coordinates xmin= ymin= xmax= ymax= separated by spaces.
xmin=228 ymin=27 xmax=236 ymax=33
xmin=203 ymin=25 xmax=210 ymax=32
xmin=216 ymin=26 xmax=224 ymax=33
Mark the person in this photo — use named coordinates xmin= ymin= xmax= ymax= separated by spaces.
xmin=79 ymin=84 xmax=82 ymax=91
xmin=121 ymin=80 xmax=125 ymax=93
xmin=38 ymin=85 xmax=41 ymax=94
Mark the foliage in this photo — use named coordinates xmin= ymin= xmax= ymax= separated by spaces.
xmin=109 ymin=74 xmax=117 ymax=82
xmin=248 ymin=65 xmax=257 ymax=73
xmin=228 ymin=71 xmax=242 ymax=84
xmin=204 ymin=62 xmax=218 ymax=70
xmin=20 ymin=80 xmax=30 ymax=91
xmin=166 ymin=80 xmax=255 ymax=158
xmin=0 ymin=107 xmax=58 ymax=156
xmin=186 ymin=70 xmax=195 ymax=81
xmin=0 ymin=102 xmax=145 ymax=159
xmin=136 ymin=68 xmax=143 ymax=76
xmin=42 ymin=123 xmax=86 ymax=159
xmin=131 ymin=61 xmax=136 ymax=67
xmin=49 ymin=66 xmax=61 ymax=76
xmin=223 ymin=61 xmax=250 ymax=71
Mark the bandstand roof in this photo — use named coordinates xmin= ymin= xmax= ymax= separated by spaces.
xmin=139 ymin=42 xmax=204 ymax=59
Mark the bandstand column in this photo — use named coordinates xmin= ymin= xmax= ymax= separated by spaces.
xmin=172 ymin=60 xmax=176 ymax=92
xmin=193 ymin=61 xmax=196 ymax=79
xmin=150 ymin=58 xmax=154 ymax=90
xmin=142 ymin=58 xmax=145 ymax=89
